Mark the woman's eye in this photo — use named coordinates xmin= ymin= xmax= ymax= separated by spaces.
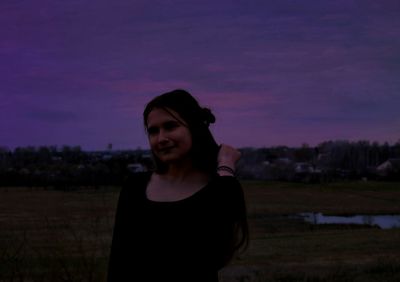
xmin=147 ymin=127 xmax=158 ymax=135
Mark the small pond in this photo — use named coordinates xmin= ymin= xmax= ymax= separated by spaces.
xmin=297 ymin=213 xmax=400 ymax=229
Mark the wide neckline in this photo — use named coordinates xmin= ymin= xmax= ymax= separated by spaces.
xmin=143 ymin=172 xmax=213 ymax=204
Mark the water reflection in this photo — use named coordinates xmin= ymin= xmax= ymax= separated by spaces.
xmin=298 ymin=213 xmax=400 ymax=229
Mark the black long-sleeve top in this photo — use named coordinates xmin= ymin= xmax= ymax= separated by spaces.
xmin=107 ymin=171 xmax=245 ymax=282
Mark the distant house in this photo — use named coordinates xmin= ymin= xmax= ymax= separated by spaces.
xmin=102 ymin=154 xmax=113 ymax=161
xmin=276 ymin=157 xmax=292 ymax=164
xmin=376 ymin=158 xmax=400 ymax=178
xmin=127 ymin=163 xmax=146 ymax=173
xmin=293 ymin=162 xmax=325 ymax=182
xmin=51 ymin=156 xmax=62 ymax=162
xmin=294 ymin=162 xmax=314 ymax=174
xmin=294 ymin=162 xmax=313 ymax=182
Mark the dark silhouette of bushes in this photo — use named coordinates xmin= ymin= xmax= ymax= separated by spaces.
xmin=1 ymin=140 xmax=399 ymax=186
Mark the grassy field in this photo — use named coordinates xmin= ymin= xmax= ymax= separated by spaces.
xmin=1 ymin=181 xmax=400 ymax=281
xmin=223 ymin=180 xmax=400 ymax=282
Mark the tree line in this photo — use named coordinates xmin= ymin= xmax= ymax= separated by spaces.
xmin=0 ymin=140 xmax=399 ymax=189
xmin=237 ymin=140 xmax=400 ymax=181
xmin=0 ymin=145 xmax=150 ymax=189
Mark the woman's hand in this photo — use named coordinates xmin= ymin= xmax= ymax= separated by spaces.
xmin=217 ymin=144 xmax=241 ymax=176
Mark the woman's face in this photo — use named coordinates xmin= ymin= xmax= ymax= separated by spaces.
xmin=146 ymin=108 xmax=193 ymax=164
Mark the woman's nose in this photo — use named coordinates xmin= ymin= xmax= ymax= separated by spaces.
xmin=157 ymin=130 xmax=169 ymax=143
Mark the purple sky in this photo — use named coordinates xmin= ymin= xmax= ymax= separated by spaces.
xmin=1 ymin=0 xmax=399 ymax=151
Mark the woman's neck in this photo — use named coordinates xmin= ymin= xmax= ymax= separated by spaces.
xmin=160 ymin=159 xmax=208 ymax=184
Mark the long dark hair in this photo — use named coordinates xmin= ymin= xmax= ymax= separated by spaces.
xmin=143 ymin=89 xmax=219 ymax=174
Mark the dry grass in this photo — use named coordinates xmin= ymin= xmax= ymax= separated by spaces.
xmin=1 ymin=181 xmax=400 ymax=281
xmin=0 ymin=187 xmax=117 ymax=282
xmin=224 ymin=180 xmax=400 ymax=281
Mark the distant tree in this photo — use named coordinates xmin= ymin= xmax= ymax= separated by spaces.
xmin=293 ymin=143 xmax=314 ymax=163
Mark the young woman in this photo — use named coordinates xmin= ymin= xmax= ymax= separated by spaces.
xmin=107 ymin=89 xmax=249 ymax=282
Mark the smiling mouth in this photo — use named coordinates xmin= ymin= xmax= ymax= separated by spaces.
xmin=158 ymin=146 xmax=175 ymax=153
